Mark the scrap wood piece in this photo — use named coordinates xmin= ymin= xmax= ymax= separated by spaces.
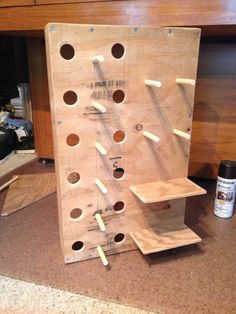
xmin=0 ymin=176 xmax=19 ymax=192
xmin=1 ymin=173 xmax=56 ymax=216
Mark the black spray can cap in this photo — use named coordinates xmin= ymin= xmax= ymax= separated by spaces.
xmin=218 ymin=160 xmax=236 ymax=179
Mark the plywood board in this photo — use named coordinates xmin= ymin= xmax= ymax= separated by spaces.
xmin=130 ymin=224 xmax=201 ymax=254
xmin=130 ymin=177 xmax=206 ymax=203
xmin=45 ymin=23 xmax=201 ymax=263
xmin=1 ymin=173 xmax=56 ymax=216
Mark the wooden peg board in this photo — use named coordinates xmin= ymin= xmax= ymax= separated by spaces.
xmin=45 ymin=23 xmax=201 ymax=264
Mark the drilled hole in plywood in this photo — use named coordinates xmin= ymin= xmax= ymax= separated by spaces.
xmin=111 ymin=43 xmax=125 ymax=59
xmin=113 ymin=130 xmax=125 ymax=143
xmin=70 ymin=208 xmax=83 ymax=219
xmin=68 ymin=172 xmax=80 ymax=184
xmin=72 ymin=241 xmax=84 ymax=251
xmin=114 ymin=233 xmax=125 ymax=244
xmin=63 ymin=91 xmax=77 ymax=105
xmin=114 ymin=201 xmax=125 ymax=213
xmin=113 ymin=168 xmax=125 ymax=179
xmin=66 ymin=134 xmax=80 ymax=147
xmin=112 ymin=89 xmax=125 ymax=104
xmin=60 ymin=44 xmax=75 ymax=60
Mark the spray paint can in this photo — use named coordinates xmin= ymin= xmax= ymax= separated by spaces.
xmin=214 ymin=160 xmax=236 ymax=218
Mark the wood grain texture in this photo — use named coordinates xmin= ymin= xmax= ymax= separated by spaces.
xmin=189 ymin=43 xmax=236 ymax=179
xmin=1 ymin=173 xmax=56 ymax=216
xmin=36 ymin=0 xmax=115 ymax=4
xmin=28 ymin=38 xmax=54 ymax=159
xmin=3 ymin=0 xmax=235 ymax=171
xmin=0 ymin=0 xmax=34 ymax=7
xmin=26 ymin=39 xmax=236 ymax=175
xmin=130 ymin=178 xmax=206 ymax=204
xmin=0 ymin=176 xmax=19 ymax=192
xmin=130 ymin=224 xmax=201 ymax=254
xmin=45 ymin=23 xmax=201 ymax=263
xmin=1 ymin=0 xmax=236 ymax=31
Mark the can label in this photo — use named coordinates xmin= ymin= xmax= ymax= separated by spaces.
xmin=214 ymin=176 xmax=236 ymax=218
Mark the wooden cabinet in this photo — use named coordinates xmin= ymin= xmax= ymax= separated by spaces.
xmin=35 ymin=0 xmax=97 ymax=3
xmin=1 ymin=1 xmax=236 ymax=31
xmin=0 ymin=0 xmax=34 ymax=7
xmin=0 ymin=0 xmax=97 ymax=7
xmin=189 ymin=42 xmax=236 ymax=178
xmin=28 ymin=38 xmax=54 ymax=159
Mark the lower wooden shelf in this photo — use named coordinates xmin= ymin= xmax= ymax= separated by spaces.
xmin=130 ymin=177 xmax=206 ymax=204
xmin=130 ymin=224 xmax=201 ymax=255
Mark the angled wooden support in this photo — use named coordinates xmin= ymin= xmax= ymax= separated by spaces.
xmin=95 ymin=213 xmax=106 ymax=232
xmin=144 ymin=79 xmax=162 ymax=88
xmin=95 ymin=142 xmax=107 ymax=155
xmin=96 ymin=246 xmax=109 ymax=266
xmin=143 ymin=131 xmax=160 ymax=143
xmin=92 ymin=55 xmax=104 ymax=63
xmin=95 ymin=178 xmax=108 ymax=194
xmin=92 ymin=101 xmax=107 ymax=113
xmin=176 ymin=78 xmax=195 ymax=86
xmin=173 ymin=129 xmax=191 ymax=140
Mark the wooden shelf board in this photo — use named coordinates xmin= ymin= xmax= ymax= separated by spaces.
xmin=130 ymin=177 xmax=206 ymax=204
xmin=130 ymin=224 xmax=201 ymax=255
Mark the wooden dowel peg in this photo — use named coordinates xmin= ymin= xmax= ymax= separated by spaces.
xmin=95 ymin=178 xmax=108 ymax=194
xmin=143 ymin=131 xmax=160 ymax=143
xmin=92 ymin=55 xmax=104 ymax=64
xmin=95 ymin=213 xmax=106 ymax=232
xmin=176 ymin=78 xmax=195 ymax=86
xmin=94 ymin=142 xmax=107 ymax=155
xmin=96 ymin=245 xmax=109 ymax=266
xmin=92 ymin=101 xmax=107 ymax=113
xmin=144 ymin=79 xmax=162 ymax=88
xmin=0 ymin=176 xmax=19 ymax=192
xmin=173 ymin=129 xmax=191 ymax=140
